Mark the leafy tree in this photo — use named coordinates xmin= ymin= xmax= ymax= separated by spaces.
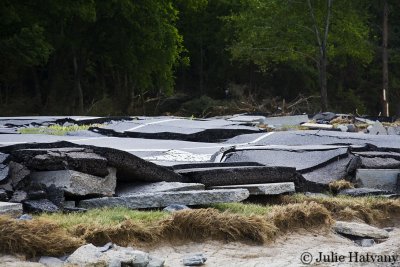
xmin=229 ymin=0 xmax=373 ymax=111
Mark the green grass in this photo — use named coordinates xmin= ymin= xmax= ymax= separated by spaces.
xmin=38 ymin=207 xmax=170 ymax=230
xmin=18 ymin=124 xmax=102 ymax=136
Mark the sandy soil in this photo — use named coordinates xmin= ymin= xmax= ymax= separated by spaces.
xmin=146 ymin=228 xmax=400 ymax=267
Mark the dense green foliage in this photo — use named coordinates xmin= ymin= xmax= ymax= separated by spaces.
xmin=0 ymin=0 xmax=399 ymax=116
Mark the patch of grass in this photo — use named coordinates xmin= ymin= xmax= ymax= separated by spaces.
xmin=280 ymin=194 xmax=400 ymax=225
xmin=38 ymin=207 xmax=169 ymax=230
xmin=0 ymin=216 xmax=83 ymax=257
xmin=18 ymin=124 xmax=102 ymax=136
xmin=161 ymin=208 xmax=278 ymax=244
xmin=4 ymin=195 xmax=400 ymax=257
xmin=267 ymin=201 xmax=333 ymax=232
xmin=328 ymin=179 xmax=354 ymax=194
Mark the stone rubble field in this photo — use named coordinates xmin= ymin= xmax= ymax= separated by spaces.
xmin=0 ymin=113 xmax=399 ymax=266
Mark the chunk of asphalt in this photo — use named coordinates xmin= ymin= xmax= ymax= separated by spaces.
xmin=176 ymin=166 xmax=297 ymax=187
xmin=222 ymin=147 xmax=349 ymax=172
xmin=116 ymin=181 xmax=205 ymax=196
xmin=23 ymin=199 xmax=59 ymax=213
xmin=0 ymin=141 xmax=185 ymax=183
xmin=209 ymin=182 xmax=295 ymax=195
xmin=338 ymin=188 xmax=392 ymax=197
xmin=333 ymin=221 xmax=389 ymax=239
xmin=0 ymin=202 xmax=23 ymax=217
xmin=10 ymin=147 xmax=110 ymax=177
xmin=78 ymin=189 xmax=250 ymax=209
xmin=30 ymin=168 xmax=117 ymax=197
xmin=356 ymin=169 xmax=400 ymax=193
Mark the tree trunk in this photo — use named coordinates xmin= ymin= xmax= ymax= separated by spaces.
xmin=73 ymin=53 xmax=84 ymax=115
xmin=199 ymin=37 xmax=204 ymax=94
xmin=382 ymin=0 xmax=389 ymax=116
xmin=319 ymin=52 xmax=328 ymax=111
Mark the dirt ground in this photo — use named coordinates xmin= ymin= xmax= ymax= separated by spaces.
xmin=147 ymin=228 xmax=400 ymax=267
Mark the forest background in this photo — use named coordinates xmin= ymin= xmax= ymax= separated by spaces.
xmin=0 ymin=0 xmax=399 ymax=117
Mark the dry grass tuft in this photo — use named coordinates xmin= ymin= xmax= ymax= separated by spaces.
xmin=161 ymin=208 xmax=278 ymax=244
xmin=0 ymin=216 xmax=83 ymax=257
xmin=328 ymin=179 xmax=354 ymax=194
xmin=280 ymin=194 xmax=400 ymax=225
xmin=73 ymin=220 xmax=160 ymax=247
xmin=267 ymin=202 xmax=333 ymax=232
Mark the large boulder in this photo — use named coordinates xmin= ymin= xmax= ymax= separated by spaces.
xmin=30 ymin=168 xmax=117 ymax=197
xmin=79 ymin=189 xmax=250 ymax=209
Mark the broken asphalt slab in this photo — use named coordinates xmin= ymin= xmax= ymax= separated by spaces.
xmin=209 ymin=182 xmax=295 ymax=195
xmin=356 ymin=169 xmax=400 ymax=193
xmin=176 ymin=166 xmax=297 ymax=187
xmin=0 ymin=141 xmax=184 ymax=183
xmin=78 ymin=189 xmax=250 ymax=209
xmin=92 ymin=117 xmax=264 ymax=142
xmin=116 ymin=181 xmax=205 ymax=196
xmin=220 ymin=146 xmax=349 ymax=172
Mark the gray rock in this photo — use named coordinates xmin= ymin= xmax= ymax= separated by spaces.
xmin=148 ymin=256 xmax=165 ymax=267
xmin=116 ymin=181 xmax=205 ymax=196
xmin=63 ymin=201 xmax=76 ymax=208
xmin=79 ymin=189 xmax=250 ymax=209
xmin=354 ymin=239 xmax=375 ymax=247
xmin=384 ymin=227 xmax=395 ymax=232
xmin=66 ymin=130 xmax=104 ymax=137
xmin=337 ymin=125 xmax=348 ymax=132
xmin=209 ymin=182 xmax=295 ymax=195
xmin=98 ymin=242 xmax=113 ymax=253
xmin=163 ymin=204 xmax=190 ymax=212
xmin=0 ymin=201 xmax=23 ymax=217
xmin=260 ymin=115 xmax=309 ymax=128
xmin=183 ymin=253 xmax=207 ymax=266
xmin=334 ymin=221 xmax=389 ymax=239
xmin=386 ymin=126 xmax=400 ymax=135
xmin=313 ymin=112 xmax=336 ymax=123
xmin=103 ymin=245 xmax=150 ymax=267
xmin=10 ymin=190 xmax=28 ymax=203
xmin=8 ymin=161 xmax=30 ymax=189
xmin=66 ymin=243 xmax=164 ymax=267
xmin=66 ymin=244 xmax=107 ymax=266
xmin=27 ymin=190 xmax=47 ymax=200
xmin=347 ymin=124 xmax=357 ymax=132
xmin=23 ymin=199 xmax=59 ymax=213
xmin=177 ymin=166 xmax=297 ymax=187
xmin=338 ymin=188 xmax=391 ymax=197
xmin=30 ymin=168 xmax=117 ymax=197
xmin=18 ymin=214 xmax=33 ymax=220
xmin=368 ymin=121 xmax=387 ymax=135
xmin=46 ymin=184 xmax=65 ymax=207
xmin=0 ymin=189 xmax=8 ymax=201
xmin=39 ymin=256 xmax=64 ymax=267
xmin=360 ymin=157 xmax=400 ymax=169
xmin=356 ymin=169 xmax=400 ymax=193
xmin=0 ymin=153 xmax=9 ymax=183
